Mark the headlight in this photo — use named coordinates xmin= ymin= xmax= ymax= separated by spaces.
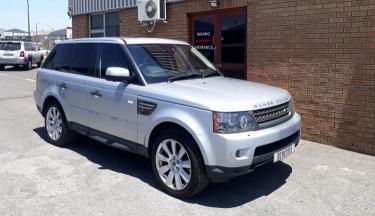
xmin=213 ymin=112 xmax=256 ymax=133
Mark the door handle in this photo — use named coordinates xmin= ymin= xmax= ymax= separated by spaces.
xmin=90 ymin=90 xmax=102 ymax=98
xmin=59 ymin=83 xmax=67 ymax=90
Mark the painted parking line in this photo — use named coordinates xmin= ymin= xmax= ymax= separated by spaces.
xmin=25 ymin=78 xmax=36 ymax=82
xmin=0 ymin=73 xmax=36 ymax=82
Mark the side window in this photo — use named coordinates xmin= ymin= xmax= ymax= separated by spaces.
xmin=70 ymin=43 xmax=97 ymax=76
xmin=24 ymin=43 xmax=31 ymax=51
xmin=42 ymin=49 xmax=56 ymax=69
xmin=42 ymin=44 xmax=73 ymax=71
xmin=90 ymin=14 xmax=104 ymax=38
xmin=96 ymin=44 xmax=130 ymax=78
xmin=89 ymin=12 xmax=119 ymax=38
xmin=105 ymin=12 xmax=120 ymax=37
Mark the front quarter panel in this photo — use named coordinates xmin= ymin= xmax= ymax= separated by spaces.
xmin=137 ymin=96 xmax=214 ymax=164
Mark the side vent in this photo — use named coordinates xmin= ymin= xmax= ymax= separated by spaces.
xmin=138 ymin=100 xmax=157 ymax=116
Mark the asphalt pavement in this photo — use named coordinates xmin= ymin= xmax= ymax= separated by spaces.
xmin=0 ymin=66 xmax=374 ymax=216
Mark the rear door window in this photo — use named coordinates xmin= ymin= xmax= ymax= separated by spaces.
xmin=25 ymin=43 xmax=32 ymax=51
xmin=43 ymin=44 xmax=73 ymax=71
xmin=70 ymin=43 xmax=97 ymax=76
xmin=0 ymin=42 xmax=21 ymax=51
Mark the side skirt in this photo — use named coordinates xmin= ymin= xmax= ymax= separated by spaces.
xmin=68 ymin=122 xmax=148 ymax=158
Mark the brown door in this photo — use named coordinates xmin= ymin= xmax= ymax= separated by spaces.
xmin=190 ymin=8 xmax=246 ymax=79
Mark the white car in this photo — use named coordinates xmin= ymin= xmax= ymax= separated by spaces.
xmin=34 ymin=37 xmax=301 ymax=198
xmin=0 ymin=41 xmax=44 ymax=70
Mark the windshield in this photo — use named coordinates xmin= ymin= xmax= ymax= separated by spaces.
xmin=0 ymin=42 xmax=21 ymax=51
xmin=128 ymin=44 xmax=220 ymax=84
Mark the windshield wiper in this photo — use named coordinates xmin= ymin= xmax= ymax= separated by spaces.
xmin=203 ymin=71 xmax=221 ymax=78
xmin=168 ymin=74 xmax=203 ymax=83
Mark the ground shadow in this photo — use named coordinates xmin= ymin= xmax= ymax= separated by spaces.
xmin=33 ymin=127 xmax=292 ymax=208
xmin=1 ymin=65 xmax=36 ymax=72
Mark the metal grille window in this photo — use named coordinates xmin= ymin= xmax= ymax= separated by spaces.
xmin=89 ymin=12 xmax=119 ymax=38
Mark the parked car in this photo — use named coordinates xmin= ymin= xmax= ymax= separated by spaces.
xmin=0 ymin=41 xmax=44 ymax=70
xmin=34 ymin=38 xmax=301 ymax=198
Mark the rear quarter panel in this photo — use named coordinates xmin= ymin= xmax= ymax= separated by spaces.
xmin=36 ymin=68 xmax=72 ymax=121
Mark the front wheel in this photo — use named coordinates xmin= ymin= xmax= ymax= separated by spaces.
xmin=151 ymin=129 xmax=209 ymax=198
xmin=44 ymin=102 xmax=75 ymax=146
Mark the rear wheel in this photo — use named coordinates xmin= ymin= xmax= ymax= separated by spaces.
xmin=151 ymin=129 xmax=209 ymax=198
xmin=0 ymin=65 xmax=4 ymax=70
xmin=44 ymin=102 xmax=75 ymax=146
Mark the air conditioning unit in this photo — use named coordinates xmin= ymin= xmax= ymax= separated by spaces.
xmin=138 ymin=0 xmax=167 ymax=23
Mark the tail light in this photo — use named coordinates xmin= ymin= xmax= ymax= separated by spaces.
xmin=20 ymin=51 xmax=25 ymax=58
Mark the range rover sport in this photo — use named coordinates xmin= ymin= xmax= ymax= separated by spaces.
xmin=34 ymin=38 xmax=301 ymax=198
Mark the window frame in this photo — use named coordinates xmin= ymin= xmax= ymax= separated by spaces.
xmin=89 ymin=11 xmax=120 ymax=38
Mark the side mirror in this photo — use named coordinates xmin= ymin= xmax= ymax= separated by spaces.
xmin=105 ymin=67 xmax=133 ymax=82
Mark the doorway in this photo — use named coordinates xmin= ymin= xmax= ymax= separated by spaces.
xmin=189 ymin=8 xmax=247 ymax=79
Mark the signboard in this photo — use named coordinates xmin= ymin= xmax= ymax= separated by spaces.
xmin=193 ymin=19 xmax=215 ymax=62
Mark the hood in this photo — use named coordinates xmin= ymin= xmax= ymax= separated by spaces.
xmin=141 ymin=77 xmax=291 ymax=112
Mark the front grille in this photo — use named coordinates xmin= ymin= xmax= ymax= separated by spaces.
xmin=253 ymin=102 xmax=291 ymax=124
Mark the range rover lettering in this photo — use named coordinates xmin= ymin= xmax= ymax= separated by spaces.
xmin=34 ymin=38 xmax=301 ymax=198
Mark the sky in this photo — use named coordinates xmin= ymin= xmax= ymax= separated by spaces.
xmin=0 ymin=0 xmax=71 ymax=32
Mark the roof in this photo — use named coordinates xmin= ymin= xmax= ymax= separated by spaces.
xmin=6 ymin=28 xmax=28 ymax=33
xmin=124 ymin=37 xmax=189 ymax=45
xmin=49 ymin=29 xmax=67 ymax=36
xmin=59 ymin=37 xmax=189 ymax=45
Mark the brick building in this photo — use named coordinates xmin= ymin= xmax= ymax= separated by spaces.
xmin=69 ymin=0 xmax=375 ymax=155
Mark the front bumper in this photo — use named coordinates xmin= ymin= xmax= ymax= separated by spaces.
xmin=206 ymin=130 xmax=300 ymax=182
xmin=198 ymin=113 xmax=301 ymax=182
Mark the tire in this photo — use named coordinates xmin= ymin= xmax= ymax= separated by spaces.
xmin=24 ymin=60 xmax=32 ymax=71
xmin=0 ymin=65 xmax=4 ymax=70
xmin=37 ymin=56 xmax=43 ymax=68
xmin=151 ymin=128 xmax=209 ymax=198
xmin=44 ymin=102 xmax=75 ymax=147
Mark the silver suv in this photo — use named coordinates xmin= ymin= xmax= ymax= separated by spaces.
xmin=34 ymin=38 xmax=301 ymax=198
xmin=0 ymin=41 xmax=44 ymax=70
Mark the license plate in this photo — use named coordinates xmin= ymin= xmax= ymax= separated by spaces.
xmin=3 ymin=53 xmax=13 ymax=57
xmin=273 ymin=144 xmax=295 ymax=162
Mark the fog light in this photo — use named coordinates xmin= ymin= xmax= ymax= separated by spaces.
xmin=236 ymin=149 xmax=249 ymax=158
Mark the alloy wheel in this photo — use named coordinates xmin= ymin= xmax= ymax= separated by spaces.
xmin=155 ymin=139 xmax=192 ymax=191
xmin=46 ymin=107 xmax=63 ymax=141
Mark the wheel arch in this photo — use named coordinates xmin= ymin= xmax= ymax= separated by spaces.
xmin=146 ymin=120 xmax=210 ymax=165
xmin=41 ymin=95 xmax=66 ymax=118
